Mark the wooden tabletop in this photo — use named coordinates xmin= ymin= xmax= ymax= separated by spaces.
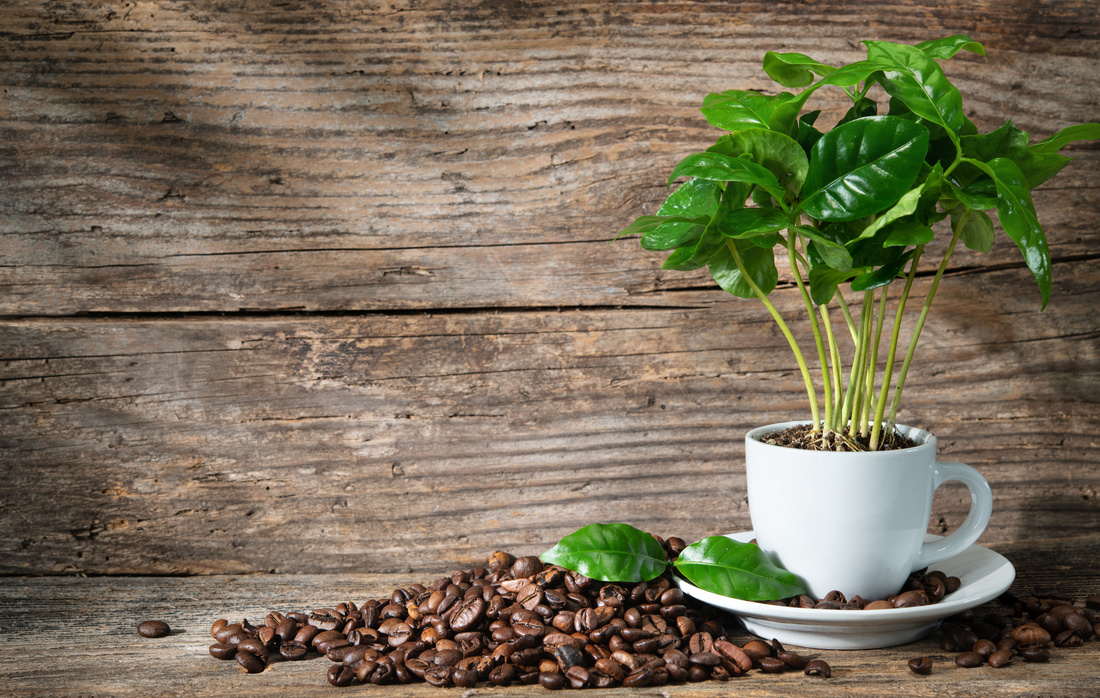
xmin=3 ymin=535 xmax=1098 ymax=697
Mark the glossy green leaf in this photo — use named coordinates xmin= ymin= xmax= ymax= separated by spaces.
xmin=916 ymin=35 xmax=987 ymax=59
xmin=808 ymin=264 xmax=858 ymax=305
xmin=711 ymin=129 xmax=810 ymax=198
xmin=790 ymin=225 xmax=854 ymax=271
xmin=883 ymin=220 xmax=935 ymax=247
xmin=801 ymin=116 xmax=930 ymax=222
xmin=667 ymin=152 xmax=785 ymax=200
xmin=857 ymin=184 xmax=926 ymax=239
xmin=763 ymin=51 xmax=834 ymax=88
xmin=699 ymin=90 xmax=786 ymax=133
xmin=660 ymin=224 xmax=725 ymax=271
xmin=977 ymin=158 xmax=1052 ymax=308
xmin=836 ymin=96 xmax=878 ymax=128
xmin=1029 ymin=123 xmax=1100 ymax=154
xmin=674 ymin=536 xmax=808 ymax=601
xmin=617 ymin=215 xmax=708 ymax=251
xmin=797 ymin=110 xmax=824 ymax=155
xmin=954 ymin=208 xmax=995 ymax=253
xmin=708 ymin=239 xmax=778 ymax=299
xmin=865 ymin=40 xmax=965 ymax=135
xmin=949 ymin=178 xmax=998 ymax=211
xmin=962 ymin=121 xmax=1070 ymax=188
xmin=718 ymin=207 xmax=788 ymax=238
xmin=639 ymin=178 xmax=721 ymax=250
xmin=851 ymin=249 xmax=914 ymax=292
xmin=541 ymin=523 xmax=667 ymax=583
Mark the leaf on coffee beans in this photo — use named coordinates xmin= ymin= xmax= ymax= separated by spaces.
xmin=673 ymin=536 xmax=808 ymax=601
xmin=540 ymin=523 xmax=668 ymax=582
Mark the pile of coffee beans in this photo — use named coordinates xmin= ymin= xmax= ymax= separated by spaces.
xmin=766 ymin=567 xmax=961 ymax=610
xmin=206 ymin=537 xmax=832 ymax=688
xmin=906 ymin=587 xmax=1099 ymax=674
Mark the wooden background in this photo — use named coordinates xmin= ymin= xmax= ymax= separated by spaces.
xmin=1 ymin=0 xmax=1097 ymax=577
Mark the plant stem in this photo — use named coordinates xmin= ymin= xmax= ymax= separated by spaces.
xmin=888 ymin=211 xmax=969 ymax=424
xmin=726 ymin=239 xmax=820 ymax=431
xmin=787 ymin=233 xmax=832 ymax=431
xmin=819 ymin=303 xmax=843 ymax=432
xmin=869 ymin=245 xmax=924 ymax=450
xmin=860 ymin=285 xmax=889 ymax=437
xmin=845 ymin=292 xmax=873 ymax=436
xmin=835 ymin=293 xmax=859 ymax=344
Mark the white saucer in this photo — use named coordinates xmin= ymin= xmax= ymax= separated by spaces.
xmin=674 ymin=531 xmax=1015 ymax=650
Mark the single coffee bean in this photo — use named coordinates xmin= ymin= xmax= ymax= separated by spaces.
xmin=804 ymin=659 xmax=831 ymax=678
xmin=489 ymin=663 xmax=516 ymax=686
xmin=893 ymin=590 xmax=930 ymax=608
xmin=327 ymin=664 xmax=356 ymax=687
xmin=713 ymin=639 xmax=753 ymax=674
xmin=758 ymin=656 xmax=786 ymax=673
xmin=1011 ymin=623 xmax=1051 ymax=646
xmin=237 ymin=638 xmax=269 ymax=662
xmin=1063 ymin=612 xmax=1093 ymax=638
xmin=988 ymin=649 xmax=1013 ymax=668
xmin=741 ymin=639 xmax=772 ymax=663
xmin=539 ymin=671 xmax=566 ymax=690
xmin=279 ymin=640 xmax=308 ymax=660
xmin=210 ymin=619 xmax=227 ymax=639
xmin=235 ymin=650 xmax=265 ymax=674
xmin=623 ymin=665 xmax=654 ymax=687
xmin=208 ymin=642 xmax=236 ymax=660
xmin=864 ymin=600 xmax=894 ymax=610
xmin=908 ymin=656 xmax=932 ymax=675
xmin=137 ymin=620 xmax=171 ymax=638
xmin=956 ymin=651 xmax=983 ymax=668
xmin=972 ymin=638 xmax=997 ymax=658
xmin=1020 ymin=645 xmax=1050 ymax=663
xmin=778 ymin=651 xmax=810 ymax=670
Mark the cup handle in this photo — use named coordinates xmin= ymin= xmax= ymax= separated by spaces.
xmin=913 ymin=461 xmax=993 ymax=571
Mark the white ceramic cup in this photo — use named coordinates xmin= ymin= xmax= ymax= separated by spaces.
xmin=744 ymin=421 xmax=993 ymax=601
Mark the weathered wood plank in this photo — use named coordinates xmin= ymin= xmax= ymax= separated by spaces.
xmin=1 ymin=535 xmax=1098 ymax=696
xmin=0 ymin=1 xmax=1097 ymax=313
xmin=2 ymin=262 xmax=1097 ymax=575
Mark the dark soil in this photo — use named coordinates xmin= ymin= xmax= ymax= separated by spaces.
xmin=761 ymin=424 xmax=918 ymax=452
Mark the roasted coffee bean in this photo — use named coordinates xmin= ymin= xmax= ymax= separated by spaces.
xmin=424 ymin=665 xmax=452 ymax=687
xmin=864 ymin=600 xmax=893 ymax=610
xmin=1063 ymin=612 xmax=1093 ymax=638
xmin=623 ymin=665 xmax=654 ymax=688
xmin=804 ymin=659 xmax=831 ymax=678
xmin=209 ymin=642 xmax=236 ymax=660
xmin=275 ymin=617 xmax=298 ymax=643
xmin=539 ymin=671 xmax=566 ymax=690
xmin=235 ymin=650 xmax=265 ymax=674
xmin=1020 ymin=645 xmax=1050 ymax=663
xmin=688 ymin=651 xmax=721 ymax=667
xmin=778 ymin=651 xmax=810 ymax=670
xmin=713 ymin=639 xmax=753 ymax=674
xmin=238 ymin=638 xmax=269 ymax=662
xmin=988 ymin=649 xmax=1013 ymax=668
xmin=449 ymin=596 xmax=486 ymax=632
xmin=1011 ymin=623 xmax=1051 ymax=646
xmin=565 ymin=665 xmax=590 ymax=689
xmin=215 ymin=623 xmax=242 ymax=644
xmin=511 ymin=556 xmax=543 ymax=579
xmin=907 ymin=656 xmax=933 ymax=675
xmin=279 ymin=640 xmax=308 ymax=660
xmin=137 ymin=620 xmax=171 ymax=638
xmin=741 ymin=639 xmax=772 ymax=663
xmin=893 ymin=590 xmax=930 ymax=608
xmin=956 ymin=651 xmax=983 ymax=668
xmin=327 ymin=664 xmax=356 ymax=687
xmin=488 ymin=663 xmax=516 ymax=686
xmin=210 ymin=619 xmax=227 ymax=639
xmin=758 ymin=656 xmax=786 ymax=673
xmin=972 ymin=638 xmax=997 ymax=658
xmin=1055 ymin=629 xmax=1084 ymax=647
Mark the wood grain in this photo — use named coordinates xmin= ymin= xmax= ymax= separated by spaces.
xmin=1 ymin=0 xmax=1099 ymax=576
xmin=1 ymin=536 xmax=1098 ymax=696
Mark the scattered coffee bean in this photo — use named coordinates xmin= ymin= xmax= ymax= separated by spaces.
xmin=804 ymin=659 xmax=831 ymax=678
xmin=956 ymin=651 xmax=984 ymax=668
xmin=137 ymin=620 xmax=171 ymax=638
xmin=988 ymin=649 xmax=1013 ymax=668
xmin=907 ymin=656 xmax=932 ymax=675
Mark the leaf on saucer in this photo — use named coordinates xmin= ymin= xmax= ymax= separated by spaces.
xmin=674 ymin=536 xmax=808 ymax=601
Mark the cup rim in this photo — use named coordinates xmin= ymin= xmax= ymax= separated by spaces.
xmin=746 ymin=420 xmax=935 ymax=454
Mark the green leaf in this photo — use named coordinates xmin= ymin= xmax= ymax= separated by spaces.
xmin=977 ymin=158 xmax=1052 ymax=308
xmin=857 ymin=184 xmax=926 ymax=239
xmin=797 ymin=110 xmax=824 ymax=155
xmin=851 ymin=249 xmax=914 ymax=292
xmin=962 ymin=121 xmax=1070 ymax=188
xmin=711 ymin=129 xmax=810 ymax=198
xmin=763 ymin=51 xmax=834 ymax=88
xmin=865 ymin=40 xmax=965 ymax=135
xmin=836 ymin=96 xmax=878 ymax=128
xmin=699 ymin=90 xmax=785 ymax=132
xmin=1029 ymin=123 xmax=1100 ymax=154
xmin=674 ymin=536 xmax=808 ymax=601
xmin=717 ymin=207 xmax=788 ymax=238
xmin=615 ymin=215 xmax=707 ymax=247
xmin=949 ymin=178 xmax=998 ymax=211
xmin=916 ymin=35 xmax=987 ymax=59
xmin=638 ymin=178 xmax=721 ymax=250
xmin=640 ymin=217 xmax=711 ymax=251
xmin=541 ymin=523 xmax=668 ymax=583
xmin=657 ymin=177 xmax=720 ymax=218
xmin=808 ymin=264 xmax=857 ymax=305
xmin=708 ymin=238 xmax=778 ymax=298
xmin=660 ymin=224 xmax=725 ymax=270
xmin=667 ymin=152 xmax=785 ymax=200
xmin=883 ymin=220 xmax=935 ymax=248
xmin=955 ymin=208 xmax=995 ymax=253
xmin=790 ymin=225 xmax=854 ymax=271
xmin=801 ymin=116 xmax=931 ymax=222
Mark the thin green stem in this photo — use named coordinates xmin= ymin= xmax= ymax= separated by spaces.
xmin=836 ymin=293 xmax=859 ymax=344
xmin=845 ymin=292 xmax=873 ymax=436
xmin=727 ymin=239 xmax=820 ymax=431
xmin=787 ymin=233 xmax=832 ymax=432
xmin=860 ymin=285 xmax=889 ymax=437
xmin=888 ymin=211 xmax=969 ymax=424
xmin=869 ymin=245 xmax=924 ymax=450
xmin=819 ymin=303 xmax=842 ymax=432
